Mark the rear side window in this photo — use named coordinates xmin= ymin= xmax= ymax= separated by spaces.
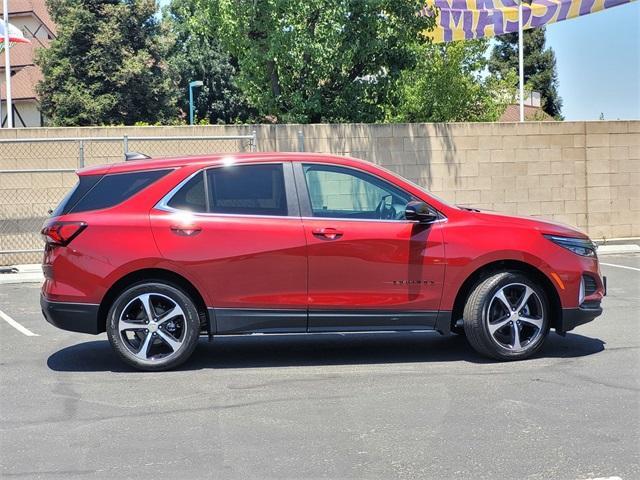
xmin=66 ymin=169 xmax=170 ymax=214
xmin=206 ymin=164 xmax=287 ymax=216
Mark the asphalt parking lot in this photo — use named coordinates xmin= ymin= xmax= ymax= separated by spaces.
xmin=0 ymin=255 xmax=638 ymax=480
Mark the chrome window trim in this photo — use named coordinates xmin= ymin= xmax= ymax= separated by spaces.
xmin=155 ymin=161 xmax=448 ymax=224
xmin=155 ymin=169 xmax=203 ymax=213
xmin=300 ymin=216 xmax=447 ymax=225
xmin=155 ymin=204 xmax=446 ymax=224
xmin=157 ymin=209 xmax=300 ymax=221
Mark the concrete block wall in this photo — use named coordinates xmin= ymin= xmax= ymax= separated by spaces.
xmin=0 ymin=121 xmax=638 ymax=264
xmin=251 ymin=121 xmax=638 ymax=240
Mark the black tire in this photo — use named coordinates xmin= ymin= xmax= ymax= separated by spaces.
xmin=106 ymin=281 xmax=201 ymax=371
xmin=463 ymin=271 xmax=550 ymax=361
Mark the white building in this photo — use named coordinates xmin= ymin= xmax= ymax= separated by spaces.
xmin=0 ymin=0 xmax=56 ymax=127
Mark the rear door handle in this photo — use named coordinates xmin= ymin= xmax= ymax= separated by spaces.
xmin=170 ymin=225 xmax=202 ymax=237
xmin=312 ymin=227 xmax=343 ymax=240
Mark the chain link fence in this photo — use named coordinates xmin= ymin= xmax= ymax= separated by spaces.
xmin=0 ymin=133 xmax=257 ymax=266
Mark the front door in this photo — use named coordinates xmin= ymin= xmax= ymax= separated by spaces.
xmin=295 ymin=163 xmax=446 ymax=332
xmin=151 ymin=162 xmax=308 ymax=334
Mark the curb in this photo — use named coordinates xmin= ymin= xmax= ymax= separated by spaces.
xmin=0 ymin=264 xmax=44 ymax=285
xmin=0 ymin=272 xmax=44 ymax=285
xmin=596 ymin=244 xmax=640 ymax=255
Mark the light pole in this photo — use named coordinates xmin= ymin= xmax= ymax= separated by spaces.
xmin=518 ymin=0 xmax=525 ymax=122
xmin=189 ymin=80 xmax=203 ymax=126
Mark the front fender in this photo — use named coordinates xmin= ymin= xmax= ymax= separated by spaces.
xmin=440 ymin=249 xmax=560 ymax=311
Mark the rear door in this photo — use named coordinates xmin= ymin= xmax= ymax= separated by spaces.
xmin=151 ymin=161 xmax=308 ymax=334
xmin=294 ymin=162 xmax=446 ymax=332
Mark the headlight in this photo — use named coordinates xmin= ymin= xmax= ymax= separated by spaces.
xmin=544 ymin=235 xmax=597 ymax=257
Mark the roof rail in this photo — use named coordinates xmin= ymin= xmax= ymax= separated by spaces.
xmin=125 ymin=151 xmax=152 ymax=161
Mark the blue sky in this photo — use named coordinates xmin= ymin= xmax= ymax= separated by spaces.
xmin=546 ymin=2 xmax=639 ymax=120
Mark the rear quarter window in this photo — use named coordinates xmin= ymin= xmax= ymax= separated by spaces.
xmin=59 ymin=169 xmax=171 ymax=214
xmin=51 ymin=174 xmax=102 ymax=217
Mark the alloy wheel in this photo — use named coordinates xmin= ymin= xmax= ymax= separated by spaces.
xmin=486 ymin=283 xmax=545 ymax=352
xmin=118 ymin=293 xmax=187 ymax=362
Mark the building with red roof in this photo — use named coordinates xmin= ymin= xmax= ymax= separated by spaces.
xmin=499 ymin=91 xmax=555 ymax=122
xmin=0 ymin=0 xmax=56 ymax=127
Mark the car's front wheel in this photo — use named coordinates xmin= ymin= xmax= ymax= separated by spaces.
xmin=463 ymin=272 xmax=550 ymax=360
xmin=106 ymin=282 xmax=201 ymax=371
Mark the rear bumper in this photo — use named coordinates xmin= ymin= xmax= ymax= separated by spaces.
xmin=559 ymin=304 xmax=602 ymax=334
xmin=41 ymin=294 xmax=101 ymax=334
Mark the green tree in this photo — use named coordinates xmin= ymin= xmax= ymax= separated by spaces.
xmin=389 ymin=40 xmax=516 ymax=123
xmin=488 ymin=28 xmax=563 ymax=118
xmin=164 ymin=0 xmax=253 ymax=124
xmin=37 ymin=0 xmax=177 ymax=126
xmin=198 ymin=0 xmax=434 ymax=123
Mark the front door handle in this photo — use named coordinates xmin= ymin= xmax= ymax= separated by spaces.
xmin=170 ymin=225 xmax=202 ymax=237
xmin=312 ymin=227 xmax=343 ymax=240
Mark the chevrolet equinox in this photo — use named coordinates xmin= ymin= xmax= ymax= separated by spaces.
xmin=41 ymin=153 xmax=605 ymax=370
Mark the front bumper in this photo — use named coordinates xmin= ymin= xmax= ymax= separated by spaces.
xmin=41 ymin=294 xmax=102 ymax=334
xmin=559 ymin=303 xmax=603 ymax=334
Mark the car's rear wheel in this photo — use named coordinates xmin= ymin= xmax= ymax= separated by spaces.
xmin=106 ymin=282 xmax=201 ymax=371
xmin=463 ymin=272 xmax=549 ymax=360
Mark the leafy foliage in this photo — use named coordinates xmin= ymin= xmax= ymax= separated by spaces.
xmin=36 ymin=0 xmax=528 ymax=126
xmin=164 ymin=0 xmax=253 ymax=124
xmin=198 ymin=0 xmax=434 ymax=123
xmin=37 ymin=0 xmax=178 ymax=126
xmin=489 ymin=28 xmax=563 ymax=119
xmin=389 ymin=40 xmax=516 ymax=123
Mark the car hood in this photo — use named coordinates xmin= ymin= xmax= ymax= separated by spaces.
xmin=459 ymin=207 xmax=590 ymax=240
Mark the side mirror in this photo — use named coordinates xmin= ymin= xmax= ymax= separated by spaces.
xmin=405 ymin=201 xmax=438 ymax=223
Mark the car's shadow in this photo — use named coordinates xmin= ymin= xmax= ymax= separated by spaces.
xmin=47 ymin=331 xmax=605 ymax=373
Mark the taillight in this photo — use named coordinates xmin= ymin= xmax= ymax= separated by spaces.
xmin=41 ymin=221 xmax=87 ymax=246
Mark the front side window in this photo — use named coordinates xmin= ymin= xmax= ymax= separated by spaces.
xmin=303 ymin=164 xmax=413 ymax=220
xmin=207 ymin=164 xmax=287 ymax=216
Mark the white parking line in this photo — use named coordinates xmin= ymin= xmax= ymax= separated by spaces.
xmin=601 ymin=262 xmax=640 ymax=272
xmin=583 ymin=477 xmax=623 ymax=480
xmin=0 ymin=309 xmax=39 ymax=337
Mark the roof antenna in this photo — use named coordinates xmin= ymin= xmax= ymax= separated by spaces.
xmin=125 ymin=152 xmax=151 ymax=161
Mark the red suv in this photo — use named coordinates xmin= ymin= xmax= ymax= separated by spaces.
xmin=41 ymin=153 xmax=605 ymax=370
